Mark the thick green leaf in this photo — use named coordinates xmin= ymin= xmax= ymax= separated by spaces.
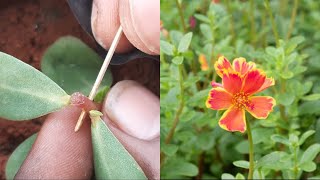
xmin=299 ymin=130 xmax=315 ymax=145
xmin=90 ymin=111 xmax=146 ymax=179
xmin=299 ymin=101 xmax=320 ymax=115
xmin=299 ymin=144 xmax=320 ymax=164
xmin=6 ymin=133 xmax=37 ymax=180
xmin=309 ymin=175 xmax=320 ymax=179
xmin=200 ymin=24 xmax=213 ymax=40
xmin=172 ymin=56 xmax=184 ymax=65
xmin=277 ymin=93 xmax=295 ymax=106
xmin=235 ymin=173 xmax=245 ymax=180
xmin=256 ymin=151 xmax=291 ymax=170
xmin=162 ymin=158 xmax=198 ymax=177
xmin=221 ymin=173 xmax=235 ymax=179
xmin=300 ymin=161 xmax=316 ymax=172
xmin=0 ymin=52 xmax=69 ymax=120
xmin=41 ymin=36 xmax=112 ymax=96
xmin=235 ymin=140 xmax=249 ymax=154
xmin=233 ymin=160 xmax=249 ymax=169
xmin=194 ymin=14 xmax=211 ymax=23
xmin=161 ymin=144 xmax=179 ymax=156
xmin=302 ymin=94 xmax=320 ymax=101
xmin=160 ymin=40 xmax=174 ymax=56
xmin=93 ymin=86 xmax=110 ymax=103
xmin=280 ymin=71 xmax=294 ymax=79
xmin=178 ymin=32 xmax=193 ymax=53
xmin=271 ymin=134 xmax=290 ymax=146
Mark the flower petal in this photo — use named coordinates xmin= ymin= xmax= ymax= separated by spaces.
xmin=256 ymin=77 xmax=275 ymax=93
xmin=206 ymin=87 xmax=233 ymax=110
xmin=211 ymin=81 xmax=223 ymax=88
xmin=246 ymin=96 xmax=276 ymax=119
xmin=232 ymin=57 xmax=256 ymax=76
xmin=223 ymin=73 xmax=242 ymax=94
xmin=242 ymin=69 xmax=266 ymax=95
xmin=219 ymin=106 xmax=246 ymax=133
xmin=214 ymin=56 xmax=233 ymax=77
xmin=199 ymin=54 xmax=209 ymax=71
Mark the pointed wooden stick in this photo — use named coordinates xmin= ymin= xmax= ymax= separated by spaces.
xmin=74 ymin=26 xmax=123 ymax=132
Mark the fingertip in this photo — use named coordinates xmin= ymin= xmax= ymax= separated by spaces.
xmin=91 ymin=0 xmax=134 ymax=53
xmin=15 ymin=106 xmax=93 ymax=179
xmin=102 ymin=80 xmax=160 ymax=141
xmin=119 ymin=0 xmax=160 ymax=55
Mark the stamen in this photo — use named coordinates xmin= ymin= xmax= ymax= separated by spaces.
xmin=232 ymin=92 xmax=252 ymax=109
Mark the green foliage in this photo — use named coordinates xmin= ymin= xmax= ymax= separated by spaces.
xmin=90 ymin=111 xmax=146 ymax=179
xmin=161 ymin=0 xmax=320 ymax=179
xmin=93 ymin=86 xmax=110 ymax=103
xmin=5 ymin=134 xmax=37 ymax=179
xmin=41 ymin=36 xmax=112 ymax=96
xmin=0 ymin=52 xmax=70 ymax=120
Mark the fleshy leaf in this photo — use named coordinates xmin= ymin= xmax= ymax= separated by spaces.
xmin=41 ymin=36 xmax=112 ymax=96
xmin=299 ymin=144 xmax=320 ymax=164
xmin=90 ymin=111 xmax=147 ymax=179
xmin=0 ymin=52 xmax=70 ymax=120
xmin=5 ymin=133 xmax=37 ymax=180
xmin=233 ymin=160 xmax=249 ymax=169
xmin=93 ymin=86 xmax=110 ymax=103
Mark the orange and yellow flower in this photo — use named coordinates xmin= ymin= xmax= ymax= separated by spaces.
xmin=199 ymin=54 xmax=209 ymax=71
xmin=206 ymin=56 xmax=276 ymax=133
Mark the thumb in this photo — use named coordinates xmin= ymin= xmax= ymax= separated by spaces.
xmin=102 ymin=80 xmax=160 ymax=179
xmin=119 ymin=0 xmax=160 ymax=55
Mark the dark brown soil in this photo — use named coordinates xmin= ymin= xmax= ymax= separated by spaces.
xmin=0 ymin=0 xmax=159 ymax=178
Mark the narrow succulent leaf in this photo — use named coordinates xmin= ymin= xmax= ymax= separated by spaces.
xmin=41 ymin=36 xmax=112 ymax=96
xmin=90 ymin=111 xmax=147 ymax=179
xmin=5 ymin=133 xmax=37 ymax=180
xmin=0 ymin=52 xmax=69 ymax=120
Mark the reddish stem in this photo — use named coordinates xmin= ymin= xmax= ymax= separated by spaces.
xmin=70 ymin=92 xmax=97 ymax=112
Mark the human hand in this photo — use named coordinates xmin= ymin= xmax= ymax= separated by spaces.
xmin=91 ymin=0 xmax=160 ymax=55
xmin=15 ymin=80 xmax=160 ymax=179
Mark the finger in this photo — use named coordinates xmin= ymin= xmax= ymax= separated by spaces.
xmin=104 ymin=80 xmax=159 ymax=140
xmin=91 ymin=0 xmax=134 ymax=53
xmin=102 ymin=80 xmax=160 ymax=179
xmin=15 ymin=106 xmax=93 ymax=179
xmin=119 ymin=0 xmax=160 ymax=55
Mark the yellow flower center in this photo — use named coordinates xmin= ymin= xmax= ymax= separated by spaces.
xmin=232 ymin=92 xmax=251 ymax=109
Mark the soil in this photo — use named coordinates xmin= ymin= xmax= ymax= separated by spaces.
xmin=0 ymin=0 xmax=159 ymax=179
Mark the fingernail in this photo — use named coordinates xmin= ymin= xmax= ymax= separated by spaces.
xmin=103 ymin=80 xmax=159 ymax=141
xmin=91 ymin=1 xmax=106 ymax=49
xmin=129 ymin=0 xmax=160 ymax=54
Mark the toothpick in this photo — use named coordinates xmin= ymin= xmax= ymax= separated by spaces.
xmin=74 ymin=26 xmax=123 ymax=132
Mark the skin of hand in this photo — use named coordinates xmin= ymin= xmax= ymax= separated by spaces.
xmin=15 ymin=0 xmax=160 ymax=178
xmin=91 ymin=0 xmax=160 ymax=55
xmin=15 ymin=80 xmax=160 ymax=179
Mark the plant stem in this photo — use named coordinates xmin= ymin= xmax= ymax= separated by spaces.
xmin=165 ymin=64 xmax=185 ymax=144
xmin=264 ymin=0 xmax=280 ymax=47
xmin=246 ymin=118 xmax=254 ymax=179
xmin=175 ymin=0 xmax=187 ymax=32
xmin=293 ymin=146 xmax=299 ymax=179
xmin=279 ymin=0 xmax=287 ymax=16
xmin=225 ymin=0 xmax=235 ymax=44
xmin=249 ymin=0 xmax=256 ymax=45
xmin=279 ymin=79 xmax=288 ymax=121
xmin=161 ymin=64 xmax=185 ymax=166
xmin=286 ymin=0 xmax=299 ymax=40
xmin=261 ymin=6 xmax=267 ymax=48
xmin=196 ymin=152 xmax=205 ymax=180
